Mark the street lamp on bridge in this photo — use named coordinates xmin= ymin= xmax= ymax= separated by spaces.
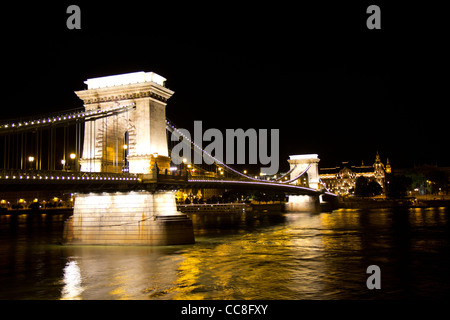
xmin=69 ymin=153 xmax=77 ymax=171
xmin=28 ymin=156 xmax=35 ymax=170
xmin=122 ymin=144 xmax=129 ymax=172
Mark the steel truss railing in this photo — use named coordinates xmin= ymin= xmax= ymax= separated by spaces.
xmin=0 ymin=103 xmax=136 ymax=133
xmin=0 ymin=169 xmax=139 ymax=182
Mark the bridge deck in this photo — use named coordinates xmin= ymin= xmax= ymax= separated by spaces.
xmin=0 ymin=169 xmax=333 ymax=196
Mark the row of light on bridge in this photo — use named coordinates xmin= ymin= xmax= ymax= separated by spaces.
xmin=187 ymin=178 xmax=336 ymax=196
xmin=187 ymin=179 xmax=317 ymax=191
xmin=0 ymin=103 xmax=136 ymax=129
xmin=0 ymin=174 xmax=139 ymax=181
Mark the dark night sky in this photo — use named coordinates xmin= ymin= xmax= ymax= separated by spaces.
xmin=1 ymin=2 xmax=448 ymax=172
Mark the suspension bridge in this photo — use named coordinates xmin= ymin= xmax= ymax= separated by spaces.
xmin=0 ymin=71 xmax=336 ymax=246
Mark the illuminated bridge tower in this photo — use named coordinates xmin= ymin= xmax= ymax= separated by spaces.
xmin=75 ymin=71 xmax=172 ymax=174
xmin=64 ymin=72 xmax=194 ymax=246
xmin=285 ymin=154 xmax=321 ymax=212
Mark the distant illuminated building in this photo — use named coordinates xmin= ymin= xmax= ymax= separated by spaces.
xmin=320 ymin=152 xmax=390 ymax=195
xmin=385 ymin=158 xmax=392 ymax=174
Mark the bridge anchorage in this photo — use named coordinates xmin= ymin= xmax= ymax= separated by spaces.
xmin=64 ymin=72 xmax=195 ymax=246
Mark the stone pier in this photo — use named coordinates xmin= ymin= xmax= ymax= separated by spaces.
xmin=285 ymin=194 xmax=320 ymax=213
xmin=63 ymin=191 xmax=194 ymax=246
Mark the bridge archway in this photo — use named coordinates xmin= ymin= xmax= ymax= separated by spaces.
xmin=287 ymin=154 xmax=320 ymax=190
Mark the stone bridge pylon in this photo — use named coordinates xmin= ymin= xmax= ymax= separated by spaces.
xmin=64 ymin=72 xmax=194 ymax=246
xmin=285 ymin=154 xmax=321 ymax=212
xmin=75 ymin=71 xmax=173 ymax=174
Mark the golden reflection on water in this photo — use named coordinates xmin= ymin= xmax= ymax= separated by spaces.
xmin=172 ymin=213 xmax=333 ymax=300
xmin=409 ymin=207 xmax=448 ymax=226
xmin=173 ymin=230 xmax=299 ymax=299
xmin=62 ymin=217 xmax=328 ymax=300
xmin=1 ymin=208 xmax=448 ymax=299
xmin=319 ymin=210 xmax=363 ymax=252
xmin=59 ymin=211 xmax=371 ymax=299
xmin=52 ymin=208 xmax=450 ymax=300
xmin=61 ymin=246 xmax=183 ymax=299
xmin=409 ymin=207 xmax=448 ymax=255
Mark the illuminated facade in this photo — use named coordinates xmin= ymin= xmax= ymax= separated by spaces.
xmin=320 ymin=152 xmax=390 ymax=195
xmin=75 ymin=71 xmax=174 ymax=174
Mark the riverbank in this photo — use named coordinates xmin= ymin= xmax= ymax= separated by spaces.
xmin=2 ymin=197 xmax=448 ymax=215
xmin=0 ymin=207 xmax=73 ymax=215
xmin=1 ymin=203 xmax=286 ymax=215
xmin=177 ymin=202 xmax=284 ymax=214
xmin=339 ymin=197 xmax=450 ymax=209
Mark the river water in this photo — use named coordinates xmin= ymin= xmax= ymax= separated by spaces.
xmin=0 ymin=207 xmax=449 ymax=300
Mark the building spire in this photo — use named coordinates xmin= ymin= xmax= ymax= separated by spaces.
xmin=386 ymin=158 xmax=391 ymax=174
xmin=373 ymin=151 xmax=385 ymax=173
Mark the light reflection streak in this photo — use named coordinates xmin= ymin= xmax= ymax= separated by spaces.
xmin=52 ymin=209 xmax=449 ymax=300
xmin=61 ymin=260 xmax=84 ymax=300
xmin=172 ymin=217 xmax=329 ymax=300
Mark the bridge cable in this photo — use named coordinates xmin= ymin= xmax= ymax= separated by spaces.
xmin=279 ymin=164 xmax=311 ymax=184
xmin=165 ymin=118 xmax=311 ymax=183
xmin=165 ymin=119 xmax=260 ymax=181
xmin=272 ymin=164 xmax=297 ymax=181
